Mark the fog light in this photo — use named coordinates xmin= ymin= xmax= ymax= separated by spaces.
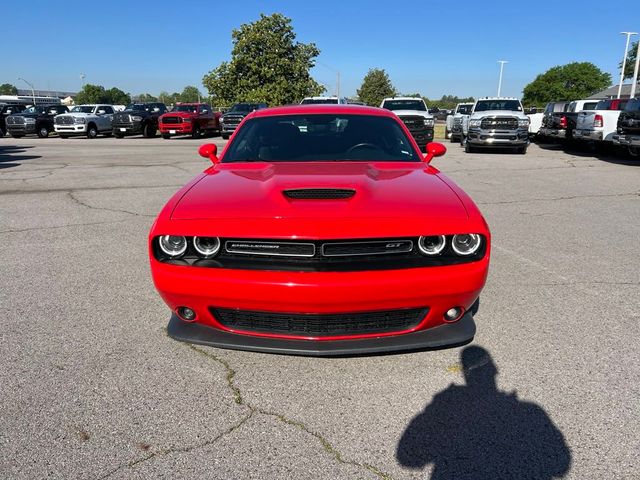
xmin=444 ymin=307 xmax=463 ymax=322
xmin=177 ymin=307 xmax=196 ymax=322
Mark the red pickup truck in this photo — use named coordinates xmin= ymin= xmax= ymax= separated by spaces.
xmin=159 ymin=103 xmax=221 ymax=139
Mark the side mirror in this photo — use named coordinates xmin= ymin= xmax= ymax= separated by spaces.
xmin=198 ymin=143 xmax=219 ymax=164
xmin=423 ymin=142 xmax=447 ymax=163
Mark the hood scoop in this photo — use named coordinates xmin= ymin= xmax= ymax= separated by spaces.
xmin=283 ymin=188 xmax=356 ymax=200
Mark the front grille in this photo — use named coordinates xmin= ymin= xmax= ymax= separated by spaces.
xmin=222 ymin=114 xmax=244 ymax=126
xmin=156 ymin=236 xmax=487 ymax=272
xmin=162 ymin=116 xmax=182 ymax=124
xmin=399 ymin=115 xmax=426 ymax=131
xmin=283 ymin=188 xmax=355 ymax=200
xmin=453 ymin=117 xmax=463 ymax=125
xmin=113 ymin=113 xmax=130 ymax=123
xmin=6 ymin=116 xmax=25 ymax=125
xmin=55 ymin=116 xmax=74 ymax=125
xmin=480 ymin=117 xmax=518 ymax=130
xmin=211 ymin=306 xmax=428 ymax=336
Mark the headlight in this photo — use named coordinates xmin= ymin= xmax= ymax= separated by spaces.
xmin=74 ymin=117 xmax=86 ymax=124
xmin=418 ymin=235 xmax=446 ymax=255
xmin=219 ymin=118 xmax=225 ymax=124
xmin=469 ymin=119 xmax=482 ymax=128
xmin=518 ymin=119 xmax=530 ymax=128
xmin=193 ymin=236 xmax=220 ymax=257
xmin=159 ymin=235 xmax=187 ymax=257
xmin=451 ymin=234 xmax=482 ymax=256
xmin=423 ymin=118 xmax=435 ymax=127
xmin=131 ymin=115 xmax=143 ymax=121
xmin=24 ymin=117 xmax=36 ymax=124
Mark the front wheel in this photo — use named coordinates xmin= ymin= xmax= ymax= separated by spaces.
xmin=191 ymin=125 xmax=201 ymax=139
xmin=37 ymin=126 xmax=50 ymax=138
xmin=86 ymin=125 xmax=98 ymax=139
xmin=143 ymin=123 xmax=156 ymax=138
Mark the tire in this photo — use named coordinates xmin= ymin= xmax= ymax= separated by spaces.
xmin=191 ymin=125 xmax=201 ymax=139
xmin=86 ymin=124 xmax=98 ymax=139
xmin=0 ymin=128 xmax=5 ymax=137
xmin=143 ymin=123 xmax=156 ymax=138
xmin=628 ymin=146 xmax=640 ymax=158
xmin=162 ymin=134 xmax=171 ymax=139
xmin=450 ymin=134 xmax=458 ymax=144
xmin=221 ymin=133 xmax=229 ymax=140
xmin=37 ymin=125 xmax=50 ymax=138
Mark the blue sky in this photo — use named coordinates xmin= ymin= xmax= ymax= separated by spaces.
xmin=3 ymin=0 xmax=639 ymax=100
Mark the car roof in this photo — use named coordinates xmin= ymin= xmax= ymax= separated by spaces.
xmin=251 ymin=104 xmax=393 ymax=118
xmin=382 ymin=97 xmax=424 ymax=101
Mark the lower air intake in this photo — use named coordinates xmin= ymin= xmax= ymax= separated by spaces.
xmin=211 ymin=307 xmax=428 ymax=336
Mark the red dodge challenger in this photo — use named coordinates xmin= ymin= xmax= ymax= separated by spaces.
xmin=149 ymin=105 xmax=490 ymax=355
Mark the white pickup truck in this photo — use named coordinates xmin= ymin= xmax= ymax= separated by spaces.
xmin=445 ymin=102 xmax=473 ymax=142
xmin=573 ymin=98 xmax=629 ymax=146
xmin=54 ymin=104 xmax=115 ymax=138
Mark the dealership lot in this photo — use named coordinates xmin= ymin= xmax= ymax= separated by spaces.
xmin=0 ymin=138 xmax=638 ymax=479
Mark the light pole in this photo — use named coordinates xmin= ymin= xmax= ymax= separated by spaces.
xmin=618 ymin=32 xmax=637 ymax=98
xmin=630 ymin=40 xmax=640 ymax=99
xmin=316 ymin=61 xmax=341 ymax=98
xmin=80 ymin=73 xmax=86 ymax=88
xmin=497 ymin=60 xmax=508 ymax=97
xmin=18 ymin=77 xmax=36 ymax=105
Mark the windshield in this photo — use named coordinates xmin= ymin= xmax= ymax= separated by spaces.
xmin=229 ymin=103 xmax=256 ymax=113
xmin=625 ymin=99 xmax=640 ymax=112
xmin=382 ymin=100 xmax=426 ymax=112
xmin=474 ymin=100 xmax=522 ymax=112
xmin=70 ymin=106 xmax=95 ymax=113
xmin=224 ymin=114 xmax=421 ymax=163
xmin=125 ymin=104 xmax=149 ymax=112
xmin=300 ymin=98 xmax=339 ymax=105
xmin=172 ymin=105 xmax=199 ymax=113
xmin=457 ymin=105 xmax=473 ymax=115
xmin=22 ymin=106 xmax=44 ymax=114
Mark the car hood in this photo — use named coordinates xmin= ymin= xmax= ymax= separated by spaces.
xmin=470 ymin=110 xmax=526 ymax=120
xmin=163 ymin=111 xmax=196 ymax=118
xmin=390 ymin=110 xmax=433 ymax=119
xmin=171 ymin=162 xmax=467 ymax=223
xmin=60 ymin=112 xmax=93 ymax=117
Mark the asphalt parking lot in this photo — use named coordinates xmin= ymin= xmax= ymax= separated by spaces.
xmin=1 ymin=136 xmax=638 ymax=479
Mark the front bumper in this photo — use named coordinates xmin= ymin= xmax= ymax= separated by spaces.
xmin=612 ymin=134 xmax=640 ymax=147
xmin=112 ymin=122 xmax=143 ymax=135
xmin=152 ymin=258 xmax=488 ymax=352
xmin=467 ymin=128 xmax=529 ymax=147
xmin=160 ymin=123 xmax=193 ymax=134
xmin=167 ymin=310 xmax=476 ymax=356
xmin=54 ymin=124 xmax=88 ymax=134
xmin=7 ymin=124 xmax=36 ymax=135
xmin=221 ymin=124 xmax=239 ymax=134
xmin=407 ymin=127 xmax=434 ymax=148
xmin=573 ymin=129 xmax=603 ymax=141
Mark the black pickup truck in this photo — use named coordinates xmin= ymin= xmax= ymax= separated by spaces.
xmin=5 ymin=104 xmax=69 ymax=138
xmin=612 ymin=98 xmax=640 ymax=156
xmin=220 ymin=103 xmax=267 ymax=139
xmin=1 ymin=103 xmax=28 ymax=137
xmin=538 ymin=100 xmax=599 ymax=143
xmin=111 ymin=103 xmax=168 ymax=138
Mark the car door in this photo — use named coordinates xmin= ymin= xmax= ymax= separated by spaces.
xmin=99 ymin=106 xmax=114 ymax=130
xmin=199 ymin=104 xmax=214 ymax=129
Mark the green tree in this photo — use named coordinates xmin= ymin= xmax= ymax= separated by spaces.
xmin=105 ymin=87 xmax=130 ymax=105
xmin=356 ymin=68 xmax=396 ymax=106
xmin=0 ymin=83 xmax=18 ymax=95
xmin=522 ymin=62 xmax=611 ymax=106
xmin=74 ymin=84 xmax=107 ymax=104
xmin=178 ymin=85 xmax=201 ymax=103
xmin=202 ymin=13 xmax=324 ymax=106
xmin=620 ymin=41 xmax=638 ymax=80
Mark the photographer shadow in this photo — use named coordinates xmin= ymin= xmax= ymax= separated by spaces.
xmin=397 ymin=346 xmax=571 ymax=479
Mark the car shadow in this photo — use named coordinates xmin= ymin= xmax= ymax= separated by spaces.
xmin=396 ymin=346 xmax=571 ymax=479
xmin=0 ymin=145 xmax=40 ymax=170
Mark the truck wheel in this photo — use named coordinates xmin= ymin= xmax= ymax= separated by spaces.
xmin=191 ymin=125 xmax=201 ymax=139
xmin=87 ymin=124 xmax=98 ymax=139
xmin=0 ymin=128 xmax=5 ymax=137
xmin=162 ymin=134 xmax=171 ymax=139
xmin=444 ymin=128 xmax=450 ymax=139
xmin=628 ymin=146 xmax=639 ymax=157
xmin=37 ymin=126 xmax=50 ymax=138
xmin=143 ymin=123 xmax=156 ymax=138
